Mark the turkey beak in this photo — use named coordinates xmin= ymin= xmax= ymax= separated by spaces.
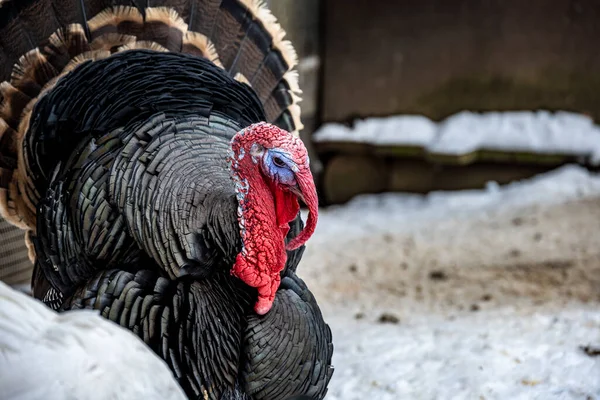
xmin=285 ymin=167 xmax=318 ymax=250
xmin=288 ymin=184 xmax=305 ymax=204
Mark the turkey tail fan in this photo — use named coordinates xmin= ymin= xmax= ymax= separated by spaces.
xmin=202 ymin=0 xmax=302 ymax=129
xmin=0 ymin=0 xmax=302 ymax=234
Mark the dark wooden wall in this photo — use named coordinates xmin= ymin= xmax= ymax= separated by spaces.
xmin=321 ymin=0 xmax=600 ymax=123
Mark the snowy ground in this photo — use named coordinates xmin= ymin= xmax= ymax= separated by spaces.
xmin=301 ymin=165 xmax=600 ymax=400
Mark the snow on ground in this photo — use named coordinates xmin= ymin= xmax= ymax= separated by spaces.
xmin=301 ymin=165 xmax=600 ymax=400
xmin=313 ymin=111 xmax=600 ymax=164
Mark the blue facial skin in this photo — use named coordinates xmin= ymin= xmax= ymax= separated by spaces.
xmin=263 ymin=149 xmax=298 ymax=187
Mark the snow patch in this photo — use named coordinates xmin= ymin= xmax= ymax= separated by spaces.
xmin=314 ymin=115 xmax=437 ymax=147
xmin=325 ymin=308 xmax=600 ymax=400
xmin=313 ymin=111 xmax=600 ymax=164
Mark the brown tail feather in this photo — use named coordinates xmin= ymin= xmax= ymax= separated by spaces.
xmin=183 ymin=31 xmax=223 ymax=67
xmin=45 ymin=23 xmax=91 ymax=67
xmin=12 ymin=49 xmax=60 ymax=98
xmin=89 ymin=33 xmax=137 ymax=51
xmin=187 ymin=0 xmax=221 ymax=37
xmin=0 ymin=0 xmax=302 ymax=235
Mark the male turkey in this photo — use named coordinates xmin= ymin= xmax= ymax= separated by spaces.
xmin=0 ymin=1 xmax=333 ymax=399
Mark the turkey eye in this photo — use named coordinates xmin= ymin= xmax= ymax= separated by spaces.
xmin=272 ymin=156 xmax=286 ymax=168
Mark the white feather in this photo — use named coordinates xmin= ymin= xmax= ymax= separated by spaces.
xmin=0 ymin=281 xmax=186 ymax=400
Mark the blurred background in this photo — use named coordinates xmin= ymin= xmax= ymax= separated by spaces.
xmin=2 ymin=1 xmax=600 ymax=399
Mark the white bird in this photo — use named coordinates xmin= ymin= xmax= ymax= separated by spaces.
xmin=0 ymin=281 xmax=186 ymax=400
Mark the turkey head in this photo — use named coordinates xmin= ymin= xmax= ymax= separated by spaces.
xmin=228 ymin=122 xmax=318 ymax=315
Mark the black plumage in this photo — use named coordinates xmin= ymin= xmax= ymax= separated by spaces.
xmin=32 ymin=52 xmax=263 ymax=293
xmin=0 ymin=1 xmax=332 ymax=399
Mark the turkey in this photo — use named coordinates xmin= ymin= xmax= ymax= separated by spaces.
xmin=0 ymin=280 xmax=187 ymax=400
xmin=0 ymin=1 xmax=333 ymax=399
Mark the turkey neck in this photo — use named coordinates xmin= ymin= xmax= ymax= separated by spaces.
xmin=228 ymin=143 xmax=300 ymax=315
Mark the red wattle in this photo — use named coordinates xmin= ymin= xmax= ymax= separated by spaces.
xmin=230 ymin=172 xmax=290 ymax=315
xmin=232 ymin=252 xmax=281 ymax=314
